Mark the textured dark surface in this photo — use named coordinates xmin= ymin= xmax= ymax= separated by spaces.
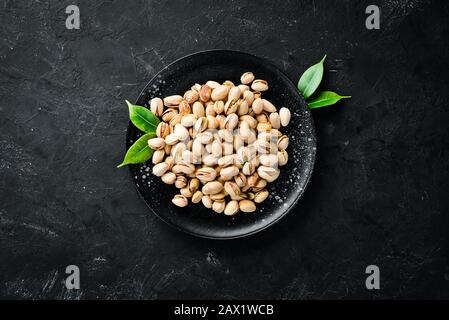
xmin=0 ymin=0 xmax=448 ymax=299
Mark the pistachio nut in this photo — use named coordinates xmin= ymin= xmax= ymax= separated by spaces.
xmin=150 ymin=97 xmax=164 ymax=117
xmin=161 ymin=108 xmax=178 ymax=122
xmin=192 ymin=191 xmax=203 ymax=203
xmin=211 ymin=85 xmax=229 ymax=101
xmin=163 ymin=95 xmax=183 ymax=107
xmin=212 ymin=200 xmax=225 ymax=213
xmin=224 ymin=181 xmax=240 ymax=198
xmin=269 ymin=112 xmax=281 ymax=129
xmin=205 ymin=80 xmax=221 ymax=89
xmin=251 ymin=79 xmax=269 ymax=92
xmin=278 ymin=149 xmax=288 ymax=166
xmin=224 ymin=200 xmax=239 ymax=216
xmin=257 ymin=166 xmax=280 ymax=182
xmin=196 ymin=167 xmax=217 ymax=183
xmin=277 ymin=135 xmax=289 ymax=150
xmin=252 ymin=98 xmax=264 ymax=114
xmin=172 ymin=195 xmax=188 ymax=207
xmin=184 ymin=90 xmax=199 ymax=104
xmin=202 ymin=195 xmax=213 ymax=208
xmin=202 ymin=181 xmax=224 ymax=195
xmin=148 ymin=137 xmax=165 ymax=150
xmin=175 ymin=175 xmax=187 ymax=189
xmin=152 ymin=162 xmax=169 ymax=177
xmin=156 ymin=122 xmax=170 ymax=138
xmin=279 ymin=107 xmax=291 ymax=127
xmin=240 ymin=72 xmax=255 ymax=85
xmin=174 ymin=124 xmax=190 ymax=141
xmin=239 ymin=199 xmax=256 ymax=212
xmin=199 ymin=84 xmax=212 ymax=102
xmin=220 ymin=166 xmax=239 ymax=180
xmin=161 ymin=172 xmax=176 ymax=185
xmin=152 ymin=149 xmax=165 ymax=164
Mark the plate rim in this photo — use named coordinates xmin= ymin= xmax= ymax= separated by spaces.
xmin=126 ymin=49 xmax=317 ymax=240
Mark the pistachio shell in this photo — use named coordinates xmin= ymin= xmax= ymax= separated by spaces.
xmin=174 ymin=124 xmax=189 ymax=141
xmin=269 ymin=112 xmax=281 ymax=129
xmin=148 ymin=137 xmax=165 ymax=150
xmin=163 ymin=95 xmax=183 ymax=107
xmin=152 ymin=163 xmax=169 ymax=177
xmin=192 ymin=191 xmax=203 ymax=203
xmin=172 ymin=195 xmax=188 ymax=207
xmin=239 ymin=199 xmax=256 ymax=212
xmin=212 ymin=200 xmax=225 ymax=213
xmin=257 ymin=166 xmax=280 ymax=182
xmin=181 ymin=114 xmax=197 ymax=127
xmin=202 ymin=181 xmax=224 ymax=195
xmin=240 ymin=72 xmax=255 ymax=85
xmin=192 ymin=101 xmax=205 ymax=117
xmin=150 ymin=97 xmax=164 ymax=116
xmin=199 ymin=84 xmax=212 ymax=102
xmin=252 ymin=98 xmax=264 ymax=114
xmin=184 ymin=90 xmax=199 ymax=104
xmin=211 ymin=85 xmax=229 ymax=101
xmin=202 ymin=195 xmax=213 ymax=208
xmin=279 ymin=107 xmax=291 ymax=127
xmin=156 ymin=122 xmax=170 ymax=138
xmin=251 ymin=79 xmax=269 ymax=92
xmin=224 ymin=200 xmax=239 ymax=216
xmin=152 ymin=150 xmax=165 ymax=164
xmin=161 ymin=172 xmax=176 ymax=184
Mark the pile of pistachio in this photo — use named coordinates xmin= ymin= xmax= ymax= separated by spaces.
xmin=147 ymin=72 xmax=291 ymax=215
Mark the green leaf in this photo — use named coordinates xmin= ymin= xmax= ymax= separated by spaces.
xmin=126 ymin=100 xmax=160 ymax=133
xmin=298 ymin=55 xmax=326 ymax=99
xmin=117 ymin=132 xmax=156 ymax=168
xmin=307 ymin=91 xmax=351 ymax=109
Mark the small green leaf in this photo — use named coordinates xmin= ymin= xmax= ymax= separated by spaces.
xmin=117 ymin=132 xmax=156 ymax=168
xmin=298 ymin=55 xmax=326 ymax=99
xmin=126 ymin=100 xmax=160 ymax=133
xmin=307 ymin=91 xmax=351 ymax=109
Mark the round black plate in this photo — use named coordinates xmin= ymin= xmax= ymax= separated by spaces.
xmin=126 ymin=50 xmax=316 ymax=239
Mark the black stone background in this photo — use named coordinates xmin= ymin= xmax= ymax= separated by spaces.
xmin=0 ymin=0 xmax=448 ymax=299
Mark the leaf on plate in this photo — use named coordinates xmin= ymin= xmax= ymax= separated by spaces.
xmin=117 ymin=132 xmax=156 ymax=168
xmin=126 ymin=100 xmax=159 ymax=133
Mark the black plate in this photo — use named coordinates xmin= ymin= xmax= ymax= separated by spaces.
xmin=126 ymin=50 xmax=316 ymax=239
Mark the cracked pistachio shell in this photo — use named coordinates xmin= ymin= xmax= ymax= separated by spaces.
xmin=163 ymin=95 xmax=183 ymax=107
xmin=240 ymin=72 xmax=255 ymax=85
xmin=192 ymin=101 xmax=205 ymax=117
xmin=150 ymin=97 xmax=164 ymax=117
xmin=251 ymin=79 xmax=269 ymax=92
xmin=172 ymin=195 xmax=188 ymax=207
